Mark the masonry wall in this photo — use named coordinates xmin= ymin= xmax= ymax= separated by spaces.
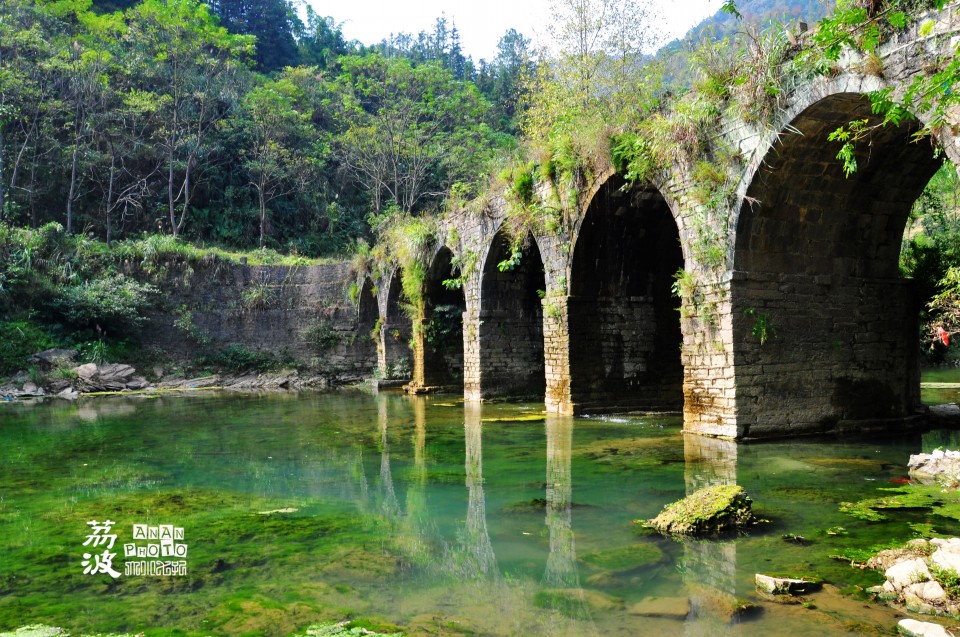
xmin=141 ymin=261 xmax=375 ymax=380
xmin=730 ymin=272 xmax=920 ymax=438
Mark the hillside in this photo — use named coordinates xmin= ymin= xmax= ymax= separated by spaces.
xmin=658 ymin=0 xmax=834 ymax=86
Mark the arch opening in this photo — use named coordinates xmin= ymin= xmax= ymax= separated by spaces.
xmin=423 ymin=247 xmax=466 ymax=387
xmin=478 ymin=231 xmax=546 ymax=398
xmin=568 ymin=176 xmax=684 ymax=412
xmin=381 ymin=269 xmax=412 ymax=380
xmin=732 ymin=92 xmax=944 ymax=434
xmin=357 ymin=278 xmax=379 ymax=363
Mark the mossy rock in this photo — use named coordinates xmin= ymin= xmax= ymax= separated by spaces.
xmin=580 ymin=543 xmax=666 ymax=572
xmin=644 ymin=485 xmax=757 ymax=536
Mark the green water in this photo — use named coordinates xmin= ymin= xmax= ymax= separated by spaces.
xmin=1 ymin=387 xmax=960 ymax=636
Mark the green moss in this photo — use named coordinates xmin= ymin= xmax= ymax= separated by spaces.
xmin=644 ymin=485 xmax=757 ymax=536
xmin=579 ymin=543 xmax=666 ymax=572
xmin=838 ymin=483 xmax=960 ymax=522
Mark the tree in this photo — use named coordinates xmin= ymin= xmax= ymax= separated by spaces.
xmin=237 ymin=70 xmax=319 ymax=248
xmin=330 ymin=54 xmax=499 ymax=216
xmin=207 ymin=0 xmax=299 ymax=73
xmin=0 ymin=0 xmax=57 ymax=222
xmin=476 ymin=29 xmax=535 ymax=133
xmin=522 ymin=0 xmax=660 ymax=139
xmin=295 ymin=7 xmax=350 ymax=70
xmin=44 ymin=0 xmax=129 ymax=234
xmin=123 ymin=0 xmax=254 ymax=238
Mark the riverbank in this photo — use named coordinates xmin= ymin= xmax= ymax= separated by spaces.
xmin=0 ymin=354 xmax=366 ymax=402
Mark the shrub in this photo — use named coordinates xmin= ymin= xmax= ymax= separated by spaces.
xmin=51 ymin=274 xmax=157 ymax=333
xmin=203 ymin=344 xmax=282 ymax=373
xmin=304 ymin=319 xmax=339 ymax=352
xmin=0 ymin=320 xmax=56 ymax=375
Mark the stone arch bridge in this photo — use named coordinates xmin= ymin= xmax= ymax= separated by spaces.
xmin=358 ymin=5 xmax=960 ymax=440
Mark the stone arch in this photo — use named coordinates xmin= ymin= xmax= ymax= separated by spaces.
xmin=477 ymin=229 xmax=546 ymax=398
xmin=731 ymin=89 xmax=945 ymax=435
xmin=358 ymin=277 xmax=378 ymax=330
xmin=356 ymin=277 xmax=379 ymax=366
xmin=567 ymin=174 xmax=685 ymax=412
xmin=422 ymin=246 xmax=466 ymax=387
xmin=381 ymin=268 xmax=412 ymax=379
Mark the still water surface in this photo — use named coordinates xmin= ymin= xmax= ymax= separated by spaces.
xmin=2 ymin=380 xmax=960 ymax=636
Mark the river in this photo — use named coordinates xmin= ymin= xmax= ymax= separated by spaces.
xmin=2 ymin=374 xmax=960 ymax=635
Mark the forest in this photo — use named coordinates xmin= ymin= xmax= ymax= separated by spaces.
xmin=0 ymin=0 xmax=839 ymax=256
xmin=0 ymin=0 xmax=532 ymax=256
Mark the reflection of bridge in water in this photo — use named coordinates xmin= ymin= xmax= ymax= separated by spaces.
xmin=368 ymin=398 xmax=910 ymax=635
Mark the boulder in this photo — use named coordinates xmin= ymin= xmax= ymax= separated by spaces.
xmin=909 ymin=450 xmax=960 ymax=486
xmin=27 ymin=348 xmax=78 ymax=370
xmin=74 ymin=363 xmax=98 ymax=381
xmin=72 ymin=363 xmax=136 ymax=392
xmin=56 ymin=388 xmax=79 ymax=401
xmin=931 ymin=547 xmax=960 ymax=574
xmin=755 ymin=574 xmax=822 ymax=596
xmin=905 ymin=580 xmax=947 ymax=604
xmin=885 ymin=558 xmax=933 ymax=591
xmin=898 ymin=618 xmax=955 ymax=637
xmin=646 ymin=485 xmax=757 ymax=536
xmin=125 ymin=377 xmax=150 ymax=391
xmin=96 ymin=364 xmax=135 ymax=388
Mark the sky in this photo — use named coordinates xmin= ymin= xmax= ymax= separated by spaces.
xmin=303 ymin=0 xmax=726 ymax=62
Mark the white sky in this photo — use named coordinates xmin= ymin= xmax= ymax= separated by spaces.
xmin=304 ymin=0 xmax=725 ymax=62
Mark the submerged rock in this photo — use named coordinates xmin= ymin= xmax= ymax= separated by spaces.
xmin=644 ymin=485 xmax=757 ymax=536
xmin=755 ymin=574 xmax=822 ymax=596
xmin=580 ymin=543 xmax=666 ymax=572
xmin=628 ymin=596 xmax=690 ymax=619
xmin=535 ymin=588 xmax=625 ymax=614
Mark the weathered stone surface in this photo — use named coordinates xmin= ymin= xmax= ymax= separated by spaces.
xmin=909 ymin=451 xmax=960 ymax=485
xmin=125 ymin=377 xmax=150 ymax=390
xmin=27 ymin=349 xmax=77 ymax=370
xmin=627 ymin=596 xmax=690 ymax=619
xmin=74 ymin=363 xmax=97 ymax=381
xmin=898 ymin=618 xmax=955 ymax=637
xmin=755 ymin=574 xmax=822 ymax=596
xmin=885 ymin=558 xmax=933 ymax=591
xmin=647 ymin=485 xmax=756 ymax=535
xmin=905 ymin=580 xmax=947 ymax=604
xmin=931 ymin=545 xmax=960 ymax=575
xmin=56 ymin=388 xmax=79 ymax=400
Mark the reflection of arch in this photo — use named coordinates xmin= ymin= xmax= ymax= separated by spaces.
xmin=381 ymin=268 xmax=412 ymax=380
xmin=732 ymin=92 xmax=943 ymax=434
xmin=478 ymin=230 xmax=546 ymax=398
xmin=423 ymin=247 xmax=466 ymax=387
xmin=568 ymin=176 xmax=684 ymax=412
xmin=377 ymin=396 xmax=399 ymax=517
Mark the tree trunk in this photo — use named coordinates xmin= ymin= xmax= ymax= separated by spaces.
xmin=106 ymin=153 xmax=115 ymax=246
xmin=66 ymin=134 xmax=80 ymax=234
xmin=258 ymin=186 xmax=266 ymax=248
xmin=0 ymin=125 xmax=6 ymax=221
xmin=176 ymin=155 xmax=192 ymax=237
xmin=167 ymin=144 xmax=177 ymax=236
